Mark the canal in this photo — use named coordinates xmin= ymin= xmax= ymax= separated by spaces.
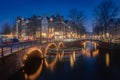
xmin=9 ymin=41 xmax=120 ymax=80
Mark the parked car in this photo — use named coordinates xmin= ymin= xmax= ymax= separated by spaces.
xmin=12 ymin=37 xmax=19 ymax=42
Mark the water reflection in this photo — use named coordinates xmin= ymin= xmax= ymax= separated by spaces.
xmin=92 ymin=49 xmax=99 ymax=57
xmin=59 ymin=50 xmax=64 ymax=61
xmin=105 ymin=53 xmax=110 ymax=67
xmin=70 ymin=51 xmax=76 ymax=68
xmin=44 ymin=54 xmax=58 ymax=71
xmin=73 ymin=51 xmax=76 ymax=61
xmin=23 ymin=53 xmax=59 ymax=80
xmin=81 ymin=41 xmax=99 ymax=58
xmin=24 ymin=61 xmax=43 ymax=80
xmin=24 ymin=56 xmax=43 ymax=80
xmin=93 ymin=42 xmax=98 ymax=50
xmin=23 ymin=50 xmax=78 ymax=80
xmin=83 ymin=42 xmax=86 ymax=49
xmin=9 ymin=41 xmax=120 ymax=80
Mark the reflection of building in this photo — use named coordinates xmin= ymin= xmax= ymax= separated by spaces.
xmin=108 ymin=18 xmax=120 ymax=43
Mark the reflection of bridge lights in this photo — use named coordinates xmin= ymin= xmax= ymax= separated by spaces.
xmin=81 ymin=48 xmax=90 ymax=57
xmin=70 ymin=55 xmax=74 ymax=68
xmin=73 ymin=51 xmax=76 ymax=62
xmin=82 ymin=48 xmax=99 ymax=58
xmin=82 ymin=42 xmax=86 ymax=49
xmin=85 ymin=48 xmax=91 ymax=57
xmin=58 ymin=42 xmax=64 ymax=48
xmin=70 ymin=52 xmax=76 ymax=68
xmin=94 ymin=42 xmax=97 ymax=50
xmin=44 ymin=54 xmax=58 ymax=71
xmin=106 ymin=53 xmax=110 ymax=67
xmin=81 ymin=41 xmax=99 ymax=58
xmin=92 ymin=49 xmax=99 ymax=57
xmin=22 ymin=42 xmax=65 ymax=79
xmin=82 ymin=48 xmax=85 ymax=54
xmin=92 ymin=42 xmax=99 ymax=50
xmin=59 ymin=50 xmax=64 ymax=61
xmin=44 ymin=42 xmax=58 ymax=58
xmin=58 ymin=54 xmax=61 ymax=59
xmin=24 ymin=61 xmax=43 ymax=80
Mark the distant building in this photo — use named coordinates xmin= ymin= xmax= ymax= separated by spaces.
xmin=108 ymin=18 xmax=120 ymax=43
xmin=16 ymin=16 xmax=41 ymax=40
xmin=48 ymin=15 xmax=55 ymax=40
xmin=86 ymin=32 xmax=93 ymax=39
xmin=54 ymin=14 xmax=65 ymax=40
xmin=41 ymin=15 xmax=48 ymax=38
xmin=15 ymin=14 xmax=81 ymax=41
xmin=35 ymin=16 xmax=42 ymax=39
xmin=16 ymin=17 xmax=31 ymax=40
xmin=66 ymin=20 xmax=79 ymax=39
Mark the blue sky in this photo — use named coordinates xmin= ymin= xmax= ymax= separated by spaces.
xmin=0 ymin=0 xmax=120 ymax=32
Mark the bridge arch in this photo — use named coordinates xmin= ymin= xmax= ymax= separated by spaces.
xmin=42 ymin=42 xmax=58 ymax=57
xmin=23 ymin=46 xmax=43 ymax=61
xmin=58 ymin=42 xmax=64 ymax=48
xmin=23 ymin=46 xmax=43 ymax=79
xmin=24 ymin=60 xmax=43 ymax=80
xmin=42 ymin=42 xmax=59 ymax=71
xmin=44 ymin=54 xmax=58 ymax=71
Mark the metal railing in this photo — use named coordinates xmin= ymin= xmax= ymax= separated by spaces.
xmin=0 ymin=40 xmax=38 ymax=58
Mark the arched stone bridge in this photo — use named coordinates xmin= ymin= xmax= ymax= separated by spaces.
xmin=22 ymin=42 xmax=65 ymax=80
xmin=0 ymin=41 xmax=65 ymax=80
xmin=23 ymin=41 xmax=64 ymax=61
xmin=80 ymin=38 xmax=102 ymax=43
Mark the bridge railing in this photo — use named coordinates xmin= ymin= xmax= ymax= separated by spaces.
xmin=0 ymin=40 xmax=38 ymax=58
xmin=79 ymin=38 xmax=102 ymax=41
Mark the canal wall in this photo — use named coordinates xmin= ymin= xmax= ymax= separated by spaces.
xmin=0 ymin=50 xmax=25 ymax=80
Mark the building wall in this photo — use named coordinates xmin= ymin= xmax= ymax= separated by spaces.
xmin=108 ymin=19 xmax=120 ymax=43
xmin=41 ymin=16 xmax=48 ymax=38
xmin=16 ymin=14 xmax=79 ymax=41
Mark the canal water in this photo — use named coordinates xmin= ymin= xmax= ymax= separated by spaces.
xmin=9 ymin=41 xmax=120 ymax=80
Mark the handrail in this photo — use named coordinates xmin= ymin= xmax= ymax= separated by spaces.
xmin=48 ymin=47 xmax=82 ymax=53
xmin=0 ymin=40 xmax=38 ymax=58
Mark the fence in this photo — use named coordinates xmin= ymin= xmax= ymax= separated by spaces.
xmin=0 ymin=40 xmax=38 ymax=58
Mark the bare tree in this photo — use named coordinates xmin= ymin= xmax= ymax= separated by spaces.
xmin=94 ymin=0 xmax=119 ymax=34
xmin=12 ymin=24 xmax=16 ymax=34
xmin=2 ymin=22 xmax=11 ymax=35
xmin=68 ymin=8 xmax=87 ymax=35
